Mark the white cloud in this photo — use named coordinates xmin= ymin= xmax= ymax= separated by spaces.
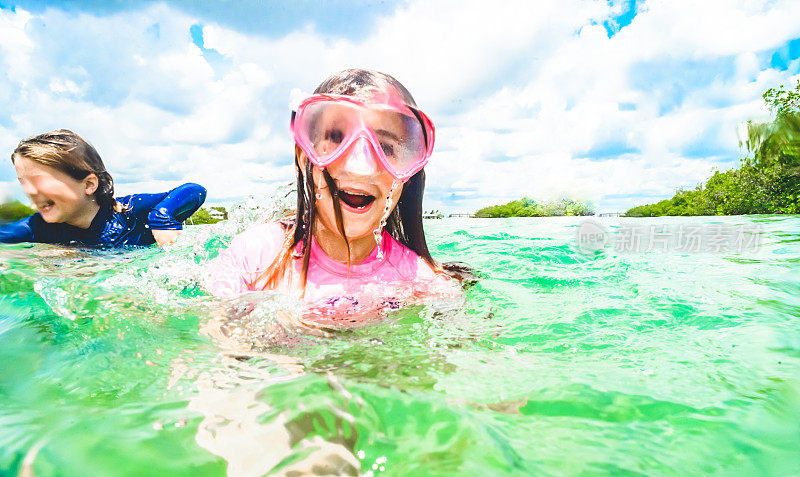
xmin=625 ymin=0 xmax=800 ymax=59
xmin=416 ymin=0 xmax=800 ymax=212
xmin=0 ymin=0 xmax=799 ymax=214
xmin=0 ymin=8 xmax=34 ymax=86
xmin=0 ymin=4 xmax=288 ymax=203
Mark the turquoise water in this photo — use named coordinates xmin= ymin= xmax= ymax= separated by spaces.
xmin=1 ymin=212 xmax=799 ymax=476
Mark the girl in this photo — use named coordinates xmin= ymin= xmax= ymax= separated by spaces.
xmin=0 ymin=129 xmax=206 ymax=246
xmin=208 ymin=69 xmax=470 ymax=320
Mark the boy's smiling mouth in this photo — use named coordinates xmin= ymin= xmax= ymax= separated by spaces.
xmin=37 ymin=200 xmax=55 ymax=213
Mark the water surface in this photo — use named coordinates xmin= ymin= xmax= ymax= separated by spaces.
xmin=1 ymin=213 xmax=798 ymax=476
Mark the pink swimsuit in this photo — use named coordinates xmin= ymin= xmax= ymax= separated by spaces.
xmin=207 ymin=222 xmax=456 ymax=317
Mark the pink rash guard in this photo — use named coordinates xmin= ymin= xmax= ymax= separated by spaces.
xmin=207 ymin=222 xmax=456 ymax=316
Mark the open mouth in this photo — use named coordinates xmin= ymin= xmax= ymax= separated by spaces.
xmin=38 ymin=200 xmax=55 ymax=213
xmin=339 ymin=190 xmax=375 ymax=209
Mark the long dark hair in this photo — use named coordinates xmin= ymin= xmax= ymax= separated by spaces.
xmin=12 ymin=129 xmax=121 ymax=211
xmin=252 ymin=69 xmax=474 ymax=292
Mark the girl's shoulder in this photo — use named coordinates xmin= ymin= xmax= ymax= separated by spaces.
xmin=206 ymin=221 xmax=293 ymax=296
xmin=232 ymin=220 xmax=290 ymax=241
xmin=226 ymin=220 xmax=292 ymax=265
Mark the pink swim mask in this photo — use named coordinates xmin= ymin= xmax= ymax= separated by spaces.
xmin=291 ymin=94 xmax=435 ymax=181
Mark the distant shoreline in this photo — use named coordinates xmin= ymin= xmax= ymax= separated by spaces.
xmin=473 ymin=197 xmax=594 ymax=218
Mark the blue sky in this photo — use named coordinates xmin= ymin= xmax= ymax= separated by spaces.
xmin=0 ymin=0 xmax=799 ymax=213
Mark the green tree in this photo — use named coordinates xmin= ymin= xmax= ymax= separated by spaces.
xmin=625 ymin=81 xmax=800 ymax=216
xmin=186 ymin=207 xmax=223 ymax=225
xmin=0 ymin=201 xmax=35 ymax=223
xmin=475 ymin=197 xmax=593 ymax=217
xmin=210 ymin=206 xmax=228 ymax=219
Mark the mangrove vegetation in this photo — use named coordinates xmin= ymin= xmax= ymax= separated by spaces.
xmin=625 ymin=81 xmax=800 ymax=217
xmin=187 ymin=206 xmax=228 ymax=225
xmin=475 ymin=197 xmax=594 ymax=217
xmin=0 ymin=201 xmax=34 ymax=223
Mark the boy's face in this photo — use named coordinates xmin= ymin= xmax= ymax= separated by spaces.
xmin=13 ymin=155 xmax=97 ymax=225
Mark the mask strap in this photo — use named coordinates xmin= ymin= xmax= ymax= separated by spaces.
xmin=373 ymin=179 xmax=401 ymax=261
xmin=409 ymin=107 xmax=428 ymax=148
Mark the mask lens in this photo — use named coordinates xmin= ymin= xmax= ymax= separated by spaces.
xmin=368 ymin=108 xmax=426 ymax=174
xmin=296 ymin=102 xmax=358 ymax=162
xmin=294 ymin=98 xmax=429 ymax=177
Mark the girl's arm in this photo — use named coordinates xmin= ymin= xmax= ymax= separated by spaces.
xmin=206 ymin=243 xmax=252 ymax=295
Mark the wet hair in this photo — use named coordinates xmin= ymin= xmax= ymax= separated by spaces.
xmin=252 ymin=69 xmax=476 ymax=292
xmin=11 ymin=129 xmax=122 ymax=212
xmin=313 ymin=69 xmax=418 ymax=106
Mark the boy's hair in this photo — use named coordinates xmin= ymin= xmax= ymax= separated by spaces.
xmin=251 ymin=69 xmax=475 ymax=292
xmin=11 ymin=129 xmax=121 ymax=211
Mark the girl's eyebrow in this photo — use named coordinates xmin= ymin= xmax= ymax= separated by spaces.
xmin=375 ymin=129 xmax=400 ymax=141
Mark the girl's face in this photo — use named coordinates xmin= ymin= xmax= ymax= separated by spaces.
xmin=300 ymin=87 xmax=415 ymax=244
xmin=13 ymin=154 xmax=98 ymax=225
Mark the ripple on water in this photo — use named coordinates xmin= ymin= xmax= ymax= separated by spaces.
xmin=1 ymin=213 xmax=799 ymax=475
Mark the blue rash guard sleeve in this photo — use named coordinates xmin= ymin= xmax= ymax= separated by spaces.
xmin=0 ymin=184 xmax=206 ymax=246
xmin=0 ymin=215 xmax=37 ymax=243
xmin=123 ymin=183 xmax=207 ymax=230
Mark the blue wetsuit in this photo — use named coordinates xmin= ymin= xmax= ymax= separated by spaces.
xmin=0 ymin=183 xmax=206 ymax=246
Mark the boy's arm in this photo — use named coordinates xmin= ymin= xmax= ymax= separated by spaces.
xmin=0 ymin=215 xmax=39 ymax=243
xmin=125 ymin=183 xmax=207 ymax=246
xmin=144 ymin=183 xmax=207 ymax=229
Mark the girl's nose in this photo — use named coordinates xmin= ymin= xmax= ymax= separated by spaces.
xmin=339 ymin=137 xmax=380 ymax=176
xmin=20 ymin=180 xmax=37 ymax=197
